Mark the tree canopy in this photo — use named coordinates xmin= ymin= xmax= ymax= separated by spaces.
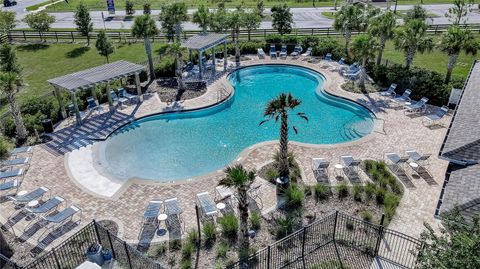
xmin=23 ymin=12 xmax=55 ymax=33
xmin=95 ymin=30 xmax=114 ymax=63
xmin=271 ymin=4 xmax=293 ymax=35
xmin=74 ymin=2 xmax=93 ymax=45
xmin=0 ymin=10 xmax=16 ymax=35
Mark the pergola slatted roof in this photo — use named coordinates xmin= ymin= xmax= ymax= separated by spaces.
xmin=181 ymin=33 xmax=229 ymax=51
xmin=47 ymin=60 xmax=145 ymax=92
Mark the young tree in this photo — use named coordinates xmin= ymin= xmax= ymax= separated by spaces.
xmin=259 ymin=93 xmax=308 ymax=186
xmin=74 ymin=2 xmax=93 ymax=46
xmin=228 ymin=8 xmax=246 ymax=66
xmin=404 ymin=4 xmax=427 ymax=23
xmin=0 ymin=44 xmax=21 ymax=74
xmin=351 ymin=34 xmax=378 ymax=91
xmin=333 ymin=4 xmax=364 ymax=55
xmin=445 ymin=0 xmax=474 ymax=25
xmin=209 ymin=4 xmax=229 ymax=33
xmin=416 ymin=207 xmax=480 ymax=269
xmin=192 ymin=5 xmax=211 ymax=34
xmin=0 ymin=10 xmax=16 ymax=35
xmin=368 ymin=11 xmax=397 ymax=65
xmin=438 ymin=26 xmax=478 ymax=84
xmin=0 ymin=72 xmax=27 ymax=143
xmin=143 ymin=3 xmax=151 ymax=15
xmin=159 ymin=3 xmax=188 ymax=43
xmin=95 ymin=30 xmax=114 ymax=63
xmin=393 ymin=19 xmax=433 ymax=69
xmin=23 ymin=12 xmax=55 ymax=42
xmin=243 ymin=10 xmax=261 ymax=41
xmin=132 ymin=15 xmax=158 ymax=80
xmin=255 ymin=0 xmax=265 ymax=19
xmin=125 ymin=0 xmax=135 ymax=15
xmin=218 ymin=165 xmax=256 ymax=252
xmin=167 ymin=43 xmax=185 ymax=90
xmin=271 ymin=4 xmax=293 ymax=36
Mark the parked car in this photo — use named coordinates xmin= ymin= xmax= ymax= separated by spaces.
xmin=3 ymin=0 xmax=17 ymax=7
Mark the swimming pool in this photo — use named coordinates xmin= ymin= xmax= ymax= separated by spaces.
xmin=93 ymin=65 xmax=375 ymax=182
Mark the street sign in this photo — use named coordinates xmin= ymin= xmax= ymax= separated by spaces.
xmin=106 ymin=0 xmax=115 ymax=15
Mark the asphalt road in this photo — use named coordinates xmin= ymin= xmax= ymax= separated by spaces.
xmin=3 ymin=2 xmax=480 ymax=30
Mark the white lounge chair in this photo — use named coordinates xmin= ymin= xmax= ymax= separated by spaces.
xmin=423 ymin=106 xmax=448 ymax=126
xmin=406 ymin=150 xmax=431 ymax=166
xmin=312 ymin=158 xmax=330 ymax=178
xmin=39 ymin=205 xmax=82 ymax=240
xmin=379 ymin=83 xmax=397 ymax=98
xmin=385 ymin=152 xmax=410 ymax=172
xmin=141 ymin=200 xmax=162 ymax=228
xmin=390 ymin=89 xmax=412 ymax=105
xmin=341 ymin=155 xmax=362 ymax=176
xmin=404 ymin=97 xmax=429 ymax=113
xmin=290 ymin=45 xmax=303 ymax=57
xmin=301 ymin=47 xmax=313 ymax=57
xmin=164 ymin=197 xmax=184 ymax=231
xmin=257 ymin=48 xmax=266 ymax=59
xmin=196 ymin=192 xmax=217 ymax=217
xmin=8 ymin=186 xmax=49 ymax=205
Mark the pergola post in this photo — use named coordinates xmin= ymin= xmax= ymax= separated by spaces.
xmin=71 ymin=91 xmax=82 ymax=125
xmin=199 ymin=50 xmax=203 ymax=79
xmin=212 ymin=46 xmax=216 ymax=78
xmin=106 ymin=83 xmax=114 ymax=113
xmin=91 ymin=87 xmax=97 ymax=101
xmin=54 ymin=86 xmax=67 ymax=119
xmin=135 ymin=72 xmax=143 ymax=102
xmin=223 ymin=41 xmax=228 ymax=72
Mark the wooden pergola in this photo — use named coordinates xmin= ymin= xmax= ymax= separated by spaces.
xmin=181 ymin=33 xmax=230 ymax=79
xmin=47 ymin=60 xmax=145 ymax=125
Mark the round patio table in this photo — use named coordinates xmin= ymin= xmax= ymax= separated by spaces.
xmin=157 ymin=214 xmax=168 ymax=236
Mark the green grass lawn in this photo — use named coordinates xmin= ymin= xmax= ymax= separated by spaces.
xmin=43 ymin=0 xmax=456 ymax=12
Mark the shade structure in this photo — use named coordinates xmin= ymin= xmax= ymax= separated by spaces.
xmin=181 ymin=33 xmax=229 ymax=51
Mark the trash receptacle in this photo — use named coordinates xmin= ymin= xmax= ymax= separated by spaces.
xmin=41 ymin=119 xmax=54 ymax=133
xmin=86 ymin=243 xmax=104 ymax=266
xmin=275 ymin=176 xmax=289 ymax=195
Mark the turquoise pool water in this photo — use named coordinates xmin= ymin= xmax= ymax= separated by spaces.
xmin=95 ymin=65 xmax=375 ymax=181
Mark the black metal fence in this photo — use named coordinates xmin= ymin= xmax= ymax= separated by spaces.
xmin=3 ymin=23 xmax=480 ymax=44
xmin=1 ymin=221 xmax=165 ymax=269
xmin=227 ymin=211 xmax=422 ymax=269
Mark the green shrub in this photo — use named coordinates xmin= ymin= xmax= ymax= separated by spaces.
xmin=365 ymin=182 xmax=376 ymax=200
xmin=21 ymin=95 xmax=60 ymax=123
xmin=218 ymin=214 xmax=239 ymax=239
xmin=353 ymin=185 xmax=363 ymax=202
xmin=202 ymin=222 xmax=216 ymax=244
xmin=265 ymin=34 xmax=283 ymax=44
xmin=284 ymin=184 xmax=305 ymax=208
xmin=384 ymin=192 xmax=400 ymax=209
xmin=180 ymin=259 xmax=192 ymax=269
xmin=154 ymin=56 xmax=175 ymax=77
xmin=1 ymin=117 xmax=16 ymax=138
xmin=147 ymin=243 xmax=167 ymax=257
xmin=313 ymin=38 xmax=344 ymax=59
xmin=301 ymin=36 xmax=320 ymax=48
xmin=186 ymin=229 xmax=198 ymax=246
xmin=384 ymin=204 xmax=397 ymax=223
xmin=0 ymin=137 xmax=11 ymax=160
xmin=274 ymin=215 xmax=295 ymax=239
xmin=360 ymin=210 xmax=374 ymax=223
xmin=376 ymin=188 xmax=386 ymax=205
xmin=249 ymin=211 xmax=262 ymax=230
xmin=240 ymin=41 xmax=264 ymax=54
xmin=336 ymin=183 xmax=349 ymax=198
xmin=314 ymin=183 xmax=331 ymax=201
xmin=378 ymin=177 xmax=389 ymax=189
xmin=181 ymin=241 xmax=194 ymax=259
xmin=169 ymin=239 xmax=181 ymax=250
xmin=265 ymin=167 xmax=278 ymax=182
xmin=216 ymin=241 xmax=228 ymax=259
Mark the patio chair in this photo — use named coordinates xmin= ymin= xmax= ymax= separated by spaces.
xmin=119 ymin=87 xmax=137 ymax=104
xmin=164 ymin=197 xmax=184 ymax=231
xmin=0 ymin=179 xmax=18 ymax=192
xmin=385 ymin=152 xmax=410 ymax=172
xmin=257 ymin=48 xmax=266 ymax=59
xmin=290 ymin=45 xmax=303 ymax=57
xmin=38 ymin=205 xmax=82 ymax=240
xmin=404 ymin=97 xmax=429 ymax=113
xmin=390 ymin=89 xmax=412 ymax=105
xmin=8 ymin=186 xmax=49 ymax=205
xmin=11 ymin=146 xmax=32 ymax=156
xmin=406 ymin=150 xmax=431 ymax=166
xmin=67 ymin=104 xmax=88 ymax=122
xmin=379 ymin=83 xmax=397 ymax=98
xmin=196 ymin=192 xmax=217 ymax=217
xmin=19 ymin=196 xmax=65 ymax=230
xmin=324 ymin=53 xmax=332 ymax=61
xmin=279 ymin=45 xmax=287 ymax=59
xmin=86 ymin=97 xmax=101 ymax=114
xmin=140 ymin=200 xmax=163 ymax=229
xmin=215 ymin=186 xmax=234 ymax=202
xmin=338 ymin=58 xmax=345 ymax=65
xmin=423 ymin=106 xmax=449 ymax=126
xmin=344 ymin=69 xmax=360 ymax=80
xmin=110 ymin=90 xmax=128 ymax=108
xmin=301 ymin=47 xmax=313 ymax=57
xmin=269 ymin=44 xmax=276 ymax=58
xmin=341 ymin=155 xmax=362 ymax=176
xmin=0 ymin=168 xmax=24 ymax=180
xmin=2 ymin=157 xmax=30 ymax=168
xmin=312 ymin=158 xmax=330 ymax=179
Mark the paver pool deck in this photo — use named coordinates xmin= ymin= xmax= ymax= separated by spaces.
xmin=0 ymin=57 xmax=449 ymax=250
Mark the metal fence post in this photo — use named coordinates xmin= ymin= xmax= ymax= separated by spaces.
xmin=92 ymin=220 xmax=103 ymax=245
xmin=52 ymin=248 xmax=62 ymax=269
xmin=301 ymin=226 xmax=306 ymax=257
xmin=266 ymin=245 xmax=271 ymax=269
xmin=123 ymin=241 xmax=133 ymax=269
xmin=195 ymin=205 xmax=201 ymax=246
xmin=374 ymin=214 xmax=385 ymax=256
xmin=106 ymin=229 xmax=116 ymax=259
xmin=23 ymin=31 xmax=26 ymax=41
xmin=71 ymin=31 xmax=75 ymax=42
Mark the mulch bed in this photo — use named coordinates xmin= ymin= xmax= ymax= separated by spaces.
xmin=149 ymin=78 xmax=207 ymax=103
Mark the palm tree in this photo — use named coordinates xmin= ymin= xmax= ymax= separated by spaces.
xmin=228 ymin=8 xmax=245 ymax=66
xmin=438 ymin=26 xmax=478 ymax=84
xmin=259 ymin=93 xmax=307 ymax=183
xmin=0 ymin=72 xmax=27 ymax=143
xmin=192 ymin=5 xmax=211 ymax=34
xmin=368 ymin=11 xmax=397 ymax=65
xmin=132 ymin=15 xmax=158 ymax=80
xmin=351 ymin=34 xmax=378 ymax=91
xmin=168 ymin=43 xmax=185 ymax=90
xmin=218 ymin=164 xmax=256 ymax=251
xmin=393 ymin=19 xmax=433 ymax=69
xmin=333 ymin=4 xmax=364 ymax=55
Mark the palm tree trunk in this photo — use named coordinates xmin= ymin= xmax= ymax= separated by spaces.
xmin=175 ymin=53 xmax=185 ymax=90
xmin=238 ymin=188 xmax=250 ymax=252
xmin=344 ymin=30 xmax=351 ymax=56
xmin=359 ymin=58 xmax=367 ymax=91
xmin=445 ymin=53 xmax=458 ymax=84
xmin=279 ymin=113 xmax=289 ymax=179
xmin=405 ymin=47 xmax=415 ymax=69
xmin=7 ymin=93 xmax=27 ymax=143
xmin=376 ymin=36 xmax=386 ymax=66
xmin=235 ymin=30 xmax=240 ymax=67
xmin=144 ymin=38 xmax=156 ymax=80
xmin=175 ymin=24 xmax=182 ymax=43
